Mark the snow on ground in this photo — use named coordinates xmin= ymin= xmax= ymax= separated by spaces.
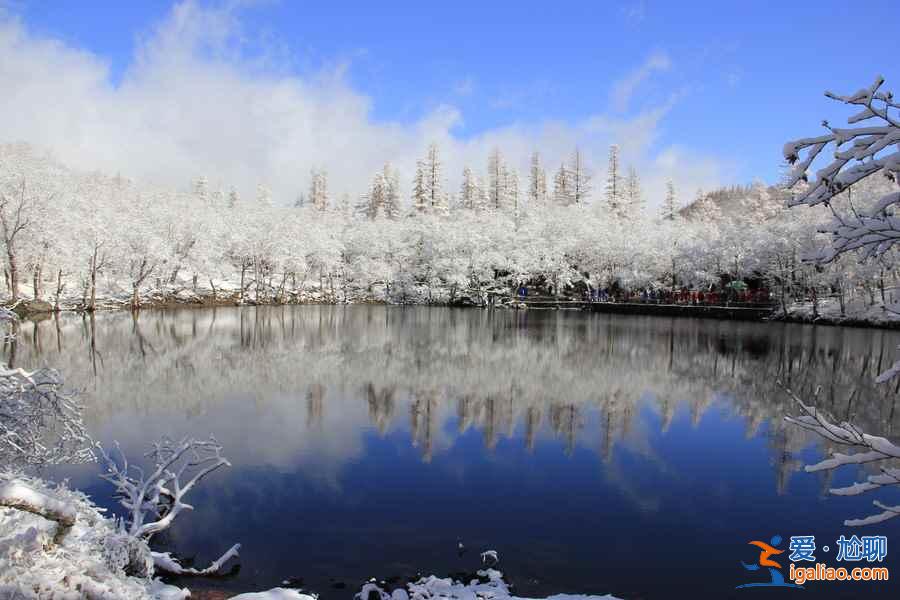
xmin=354 ymin=570 xmax=622 ymax=600
xmin=0 ymin=473 xmax=189 ymax=599
xmin=783 ymin=296 xmax=900 ymax=326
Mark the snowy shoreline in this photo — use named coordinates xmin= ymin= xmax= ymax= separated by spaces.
xmin=11 ymin=291 xmax=900 ymax=332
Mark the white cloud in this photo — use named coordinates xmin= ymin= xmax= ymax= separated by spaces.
xmin=609 ymin=51 xmax=672 ymax=113
xmin=0 ymin=2 xmax=731 ymax=209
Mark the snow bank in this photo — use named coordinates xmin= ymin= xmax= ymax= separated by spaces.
xmin=0 ymin=473 xmax=188 ymax=600
xmin=782 ymin=297 xmax=900 ymax=327
xmin=231 ymin=589 xmax=317 ymax=600
xmin=354 ymin=570 xmax=621 ymax=600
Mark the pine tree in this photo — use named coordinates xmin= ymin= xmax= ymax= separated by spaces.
xmin=553 ymin=164 xmax=573 ymax=206
xmin=310 ymin=169 xmax=329 ymax=211
xmin=624 ymin=166 xmax=642 ymax=217
xmin=570 ymin=147 xmax=592 ymax=205
xmin=527 ymin=152 xmax=547 ymax=207
xmin=661 ymin=179 xmax=678 ymax=221
xmin=257 ymin=183 xmax=272 ymax=208
xmin=411 ymin=145 xmax=446 ymax=215
xmin=507 ymin=168 xmax=520 ymax=219
xmin=423 ymin=144 xmax=447 ymax=214
xmin=227 ymin=187 xmax=240 ymax=208
xmin=382 ymin=163 xmax=400 ymax=219
xmin=411 ymin=159 xmax=429 ymax=214
xmin=605 ymin=144 xmax=622 ymax=215
xmin=358 ymin=171 xmax=386 ymax=220
xmin=487 ymin=148 xmax=509 ymax=210
xmin=193 ymin=175 xmax=209 ymax=202
xmin=459 ymin=166 xmax=481 ymax=210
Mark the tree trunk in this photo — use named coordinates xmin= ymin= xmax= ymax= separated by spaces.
xmin=838 ymin=283 xmax=846 ymax=317
xmin=88 ymin=250 xmax=98 ymax=312
xmin=54 ymin=269 xmax=64 ymax=312
xmin=239 ymin=262 xmax=248 ymax=303
xmin=7 ymin=248 xmax=19 ymax=302
xmin=32 ymin=261 xmax=41 ymax=300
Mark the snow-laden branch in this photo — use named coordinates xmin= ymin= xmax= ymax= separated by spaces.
xmin=97 ymin=435 xmax=239 ymax=576
xmin=0 ymin=479 xmax=76 ymax=543
xmin=152 ymin=543 xmax=241 ymax=576
xmin=784 ymin=76 xmax=900 ymax=264
xmin=783 ymin=384 xmax=900 ymax=526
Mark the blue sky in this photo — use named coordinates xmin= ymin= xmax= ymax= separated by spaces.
xmin=2 ymin=0 xmax=898 ymax=203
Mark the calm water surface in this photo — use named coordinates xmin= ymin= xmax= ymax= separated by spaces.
xmin=8 ymin=307 xmax=900 ymax=599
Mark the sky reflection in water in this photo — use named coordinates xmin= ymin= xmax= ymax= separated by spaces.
xmin=8 ymin=306 xmax=900 ymax=599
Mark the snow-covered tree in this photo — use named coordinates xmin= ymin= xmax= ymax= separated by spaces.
xmin=784 ymin=75 xmax=900 ymax=262
xmin=382 ymin=163 xmax=401 ymax=219
xmin=552 ymin=163 xmax=573 ymax=206
xmin=192 ymin=176 xmax=209 ymax=202
xmin=604 ymin=144 xmax=623 ymax=216
xmin=256 ymin=183 xmax=272 ymax=208
xmin=97 ymin=436 xmax=241 ymax=576
xmin=411 ymin=159 xmax=429 ymax=214
xmin=784 ymin=76 xmax=900 ymax=526
xmin=459 ymin=166 xmax=482 ymax=211
xmin=624 ymin=166 xmax=642 ymax=218
xmin=570 ymin=147 xmax=592 ymax=205
xmin=227 ymin=186 xmax=240 ymax=209
xmin=661 ymin=179 xmax=678 ymax=221
xmin=309 ymin=169 xmax=329 ymax=211
xmin=527 ymin=152 xmax=547 ymax=207
xmin=487 ymin=148 xmax=511 ymax=211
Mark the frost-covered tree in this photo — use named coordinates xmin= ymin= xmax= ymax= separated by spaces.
xmin=553 ymin=163 xmax=573 ymax=206
xmin=459 ymin=166 xmax=482 ymax=211
xmin=382 ymin=163 xmax=401 ymax=219
xmin=487 ymin=148 xmax=511 ymax=211
xmin=0 ymin=148 xmax=56 ymax=302
xmin=192 ymin=175 xmax=209 ymax=203
xmin=256 ymin=183 xmax=272 ymax=208
xmin=97 ymin=436 xmax=240 ymax=575
xmin=661 ymin=179 xmax=678 ymax=221
xmin=624 ymin=166 xmax=642 ymax=218
xmin=784 ymin=76 xmax=900 ymax=525
xmin=507 ymin=168 xmax=520 ymax=221
xmin=784 ymin=75 xmax=900 ymax=262
xmin=411 ymin=159 xmax=429 ymax=214
xmin=570 ymin=147 xmax=592 ymax=205
xmin=604 ymin=144 xmax=623 ymax=216
xmin=527 ymin=152 xmax=547 ymax=207
xmin=424 ymin=144 xmax=447 ymax=214
xmin=227 ymin=186 xmax=240 ymax=209
xmin=359 ymin=170 xmax=387 ymax=220
xmin=309 ymin=168 xmax=329 ymax=211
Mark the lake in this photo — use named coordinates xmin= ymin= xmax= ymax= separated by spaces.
xmin=9 ymin=306 xmax=900 ymax=598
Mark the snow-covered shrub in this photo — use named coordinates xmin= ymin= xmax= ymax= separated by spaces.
xmin=98 ymin=436 xmax=241 ymax=576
